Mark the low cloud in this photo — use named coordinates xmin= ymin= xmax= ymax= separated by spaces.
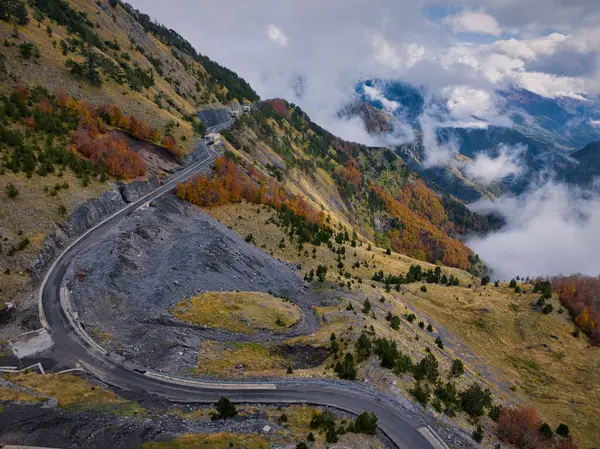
xmin=363 ymin=84 xmax=401 ymax=111
xmin=419 ymin=108 xmax=460 ymax=167
xmin=443 ymin=10 xmax=503 ymax=36
xmin=267 ymin=25 xmax=289 ymax=47
xmin=463 ymin=145 xmax=525 ymax=185
xmin=467 ymin=183 xmax=600 ymax=279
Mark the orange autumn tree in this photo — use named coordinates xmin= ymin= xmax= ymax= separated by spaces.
xmin=497 ymin=406 xmax=540 ymax=449
xmin=369 ymin=185 xmax=472 ymax=270
xmin=552 ymin=275 xmax=600 ymax=345
xmin=177 ymin=157 xmax=323 ymax=225
xmin=72 ymin=127 xmax=146 ymax=179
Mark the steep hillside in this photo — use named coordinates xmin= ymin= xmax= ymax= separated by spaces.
xmin=350 ymin=81 xmax=600 ymax=201
xmin=558 ymin=141 xmax=600 ymax=186
xmin=0 ymin=0 xmax=255 ymax=323
xmin=216 ymin=99 xmax=498 ymax=271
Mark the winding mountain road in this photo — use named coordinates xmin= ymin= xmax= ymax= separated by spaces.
xmin=37 ymin=127 xmax=438 ymax=449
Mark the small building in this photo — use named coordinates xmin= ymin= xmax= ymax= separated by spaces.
xmin=204 ymin=132 xmax=222 ymax=145
xmin=229 ymin=109 xmax=241 ymax=118
xmin=242 ymin=105 xmax=252 ymax=113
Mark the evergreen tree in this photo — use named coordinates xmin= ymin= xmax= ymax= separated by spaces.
xmin=353 ymin=411 xmax=378 ymax=435
xmin=213 ymin=396 xmax=237 ymax=419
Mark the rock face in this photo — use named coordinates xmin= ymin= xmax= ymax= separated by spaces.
xmin=183 ymin=141 xmax=211 ymax=166
xmin=119 ymin=180 xmax=157 ymax=204
xmin=66 ymin=195 xmax=310 ymax=374
xmin=197 ymin=108 xmax=230 ymax=127
xmin=340 ymin=101 xmax=392 ymax=134
xmin=30 ymin=189 xmax=128 ymax=282
xmin=29 ymin=137 xmax=210 ymax=283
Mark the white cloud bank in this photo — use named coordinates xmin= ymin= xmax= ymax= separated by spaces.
xmin=463 ymin=145 xmax=525 ymax=185
xmin=443 ymin=10 xmax=503 ymax=36
xmin=467 ymin=183 xmax=600 ymax=279
xmin=266 ymin=24 xmax=289 ymax=47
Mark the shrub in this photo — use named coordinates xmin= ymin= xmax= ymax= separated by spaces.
xmin=353 ymin=411 xmax=378 ymax=435
xmin=542 ymin=303 xmax=553 ymax=314
xmin=413 ymin=353 xmax=439 ymax=382
xmin=362 ymin=298 xmax=371 ymax=314
xmin=245 ymin=233 xmax=253 ymax=243
xmin=19 ymin=42 xmax=38 ymax=59
xmin=355 ymin=332 xmax=372 ymax=362
xmin=497 ymin=406 xmax=540 ymax=448
xmin=420 ymin=285 xmax=427 ymax=292
xmin=427 ymin=323 xmax=433 ymax=332
xmin=325 ymin=426 xmax=339 ymax=443
xmin=434 ymin=381 xmax=457 ymax=406
xmin=393 ymin=353 xmax=413 ymax=375
xmin=556 ymin=423 xmax=569 ymax=438
xmin=295 ymin=442 xmax=308 ymax=449
xmin=6 ymin=183 xmax=19 ymax=198
xmin=435 ymin=336 xmax=444 ymax=349
xmin=460 ymin=383 xmax=492 ymax=417
xmin=472 ymin=424 xmax=484 ymax=443
xmin=310 ymin=410 xmax=335 ymax=429
xmin=410 ymin=382 xmax=430 ymax=406
xmin=489 ymin=404 xmax=502 ymax=422
xmin=539 ymin=422 xmax=553 ymax=439
xmin=334 ymin=353 xmax=357 ymax=380
xmin=450 ymin=359 xmax=464 ymax=377
xmin=481 ymin=275 xmax=490 ymax=286
xmin=212 ymin=396 xmax=237 ymax=419
xmin=406 ymin=313 xmax=416 ymax=323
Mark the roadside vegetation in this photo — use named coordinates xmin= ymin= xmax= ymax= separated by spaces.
xmin=170 ymin=291 xmax=301 ymax=334
xmin=2 ymin=371 xmax=139 ymax=413
xmin=143 ymin=397 xmax=384 ymax=449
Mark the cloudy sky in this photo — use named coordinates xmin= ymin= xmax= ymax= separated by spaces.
xmin=129 ymin=0 xmax=600 ymax=278
xmin=129 ymin=0 xmax=600 ymax=128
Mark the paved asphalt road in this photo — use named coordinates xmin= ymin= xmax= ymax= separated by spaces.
xmin=38 ymin=129 xmax=436 ymax=449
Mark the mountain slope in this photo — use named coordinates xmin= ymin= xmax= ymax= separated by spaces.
xmin=0 ymin=0 xmax=256 ymax=315
xmin=214 ymin=99 xmax=498 ymax=271
xmin=348 ymin=81 xmax=600 ymax=201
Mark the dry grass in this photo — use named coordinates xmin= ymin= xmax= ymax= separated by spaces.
xmin=402 ymin=282 xmax=600 ymax=448
xmin=0 ymin=171 xmax=110 ymax=301
xmin=4 ymin=372 xmax=140 ymax=413
xmin=0 ymin=384 xmax=43 ymax=403
xmin=0 ymin=2 xmax=201 ymax=155
xmin=195 ymin=341 xmax=287 ymax=378
xmin=141 ymin=433 xmax=270 ymax=449
xmin=171 ymin=291 xmax=301 ymax=334
xmin=202 ymin=203 xmax=600 ymax=447
xmin=205 ymin=202 xmax=472 ymax=287
xmin=147 ymin=404 xmax=384 ymax=449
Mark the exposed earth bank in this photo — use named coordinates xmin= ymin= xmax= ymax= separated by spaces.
xmin=66 ymin=195 xmax=318 ymax=374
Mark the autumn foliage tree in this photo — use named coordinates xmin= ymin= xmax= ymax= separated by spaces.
xmin=368 ymin=185 xmax=473 ymax=270
xmin=496 ymin=406 xmax=579 ymax=449
xmin=177 ymin=157 xmax=323 ymax=226
xmin=72 ymin=127 xmax=146 ymax=179
xmin=552 ymin=275 xmax=600 ymax=345
xmin=497 ymin=406 xmax=540 ymax=449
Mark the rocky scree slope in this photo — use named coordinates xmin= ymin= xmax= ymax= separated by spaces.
xmin=66 ymin=195 xmax=312 ymax=374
